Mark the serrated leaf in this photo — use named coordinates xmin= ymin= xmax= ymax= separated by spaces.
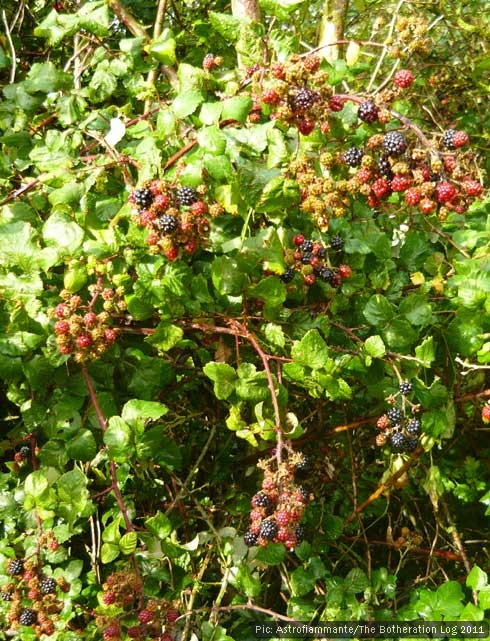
xmin=203 ymin=362 xmax=237 ymax=400
xmin=104 ymin=417 xmax=132 ymax=462
xmin=290 ymin=566 xmax=316 ymax=596
xmin=145 ymin=512 xmax=172 ymax=539
xmin=122 ymin=400 xmax=168 ymax=425
xmin=255 ymin=542 xmax=285 ymax=565
xmin=145 ymin=322 xmax=183 ymax=352
xmin=172 ymin=90 xmax=204 ymax=118
xmin=291 ymin=329 xmax=329 ymax=370
xmin=101 ymin=542 xmax=120 ymax=564
xmin=119 ymin=532 xmax=137 ymax=555
xmin=363 ymin=294 xmax=395 ymax=325
xmin=65 ymin=429 xmax=97 ymax=461
xmin=415 ymin=336 xmax=435 ymax=367
xmin=345 ymin=567 xmax=369 ymax=594
xmin=364 ymin=335 xmax=386 ymax=358
xmin=467 ymin=566 xmax=488 ymax=591
xmin=43 ymin=212 xmax=84 ymax=255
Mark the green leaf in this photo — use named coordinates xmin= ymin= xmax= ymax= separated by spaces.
xmin=291 ymin=329 xmax=329 ymax=370
xmin=43 ymin=212 xmax=84 ymax=255
xmin=364 ymin=335 xmax=386 ymax=358
xmin=263 ymin=323 xmax=285 ymax=349
xmin=400 ymin=294 xmax=433 ymax=326
xmin=467 ymin=566 xmax=488 ymax=591
xmin=119 ymin=532 xmax=137 ymax=555
xmin=122 ymin=400 xmax=168 ymax=426
xmin=211 ymin=256 xmax=247 ymax=295
xmin=24 ymin=62 xmax=71 ymax=93
xmin=383 ymin=319 xmax=417 ymax=350
xmin=435 ymin=581 xmax=464 ymax=617
xmin=65 ymin=430 xmax=97 ymax=461
xmin=221 ymin=96 xmax=253 ymax=123
xmin=172 ymin=90 xmax=204 ymax=118
xmin=203 ymin=362 xmax=237 ymax=400
xmin=344 ymin=567 xmax=369 ymax=594
xmin=415 ymin=336 xmax=435 ymax=367
xmin=145 ymin=322 xmax=183 ymax=352
xmin=255 ymin=542 xmax=285 ymax=565
xmin=145 ymin=512 xmax=172 ymax=539
xmin=149 ymin=29 xmax=176 ymax=65
xmin=104 ymin=417 xmax=132 ymax=462
xmin=197 ymin=126 xmax=227 ymax=155
xmin=363 ymin=294 xmax=395 ymax=325
xmin=136 ymin=427 xmax=182 ymax=470
xmin=248 ymin=276 xmax=286 ymax=307
xmin=290 ymin=566 xmax=316 ymax=596
xmin=208 ymin=11 xmax=241 ymax=42
xmin=101 ymin=542 xmax=120 ymax=564
xmin=234 ymin=563 xmax=262 ymax=597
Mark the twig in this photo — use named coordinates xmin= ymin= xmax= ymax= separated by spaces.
xmin=2 ymin=10 xmax=17 ymax=83
xmin=211 ymin=603 xmax=297 ymax=622
xmin=0 ymin=177 xmax=44 ymax=206
xmin=366 ymin=0 xmax=405 ymax=92
xmin=344 ymin=445 xmax=424 ymax=525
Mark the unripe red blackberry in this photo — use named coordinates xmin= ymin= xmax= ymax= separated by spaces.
xmin=463 ymin=180 xmax=483 ymax=197
xmin=191 ymin=201 xmax=208 ymax=216
xmin=357 ymin=100 xmax=379 ymax=123
xmin=76 ymin=333 xmax=92 ymax=348
xmin=391 ymin=175 xmax=412 ymax=192
xmin=371 ymin=178 xmax=391 ymax=198
xmin=138 ymin=609 xmax=153 ymax=624
xmin=328 ymin=95 xmax=345 ymax=112
xmin=83 ymin=311 xmax=97 ymax=327
xmin=296 ymin=118 xmax=315 ymax=135
xmin=102 ymin=591 xmax=116 ymax=605
xmin=153 ymin=193 xmax=170 ymax=210
xmin=164 ymin=246 xmax=179 ymax=261
xmin=404 ymin=187 xmax=421 ymax=205
xmin=452 ymin=130 xmax=469 ymax=148
xmin=394 ymin=69 xmax=414 ymax=88
xmin=275 ymin=511 xmax=290 ymax=526
xmin=482 ymin=405 xmax=490 ymax=424
xmin=420 ymin=198 xmax=436 ymax=214
xmin=271 ymin=62 xmax=285 ymax=79
xmin=103 ymin=622 xmax=121 ymax=639
xmin=304 ymin=273 xmax=316 ymax=286
xmin=54 ymin=320 xmax=70 ymax=335
xmin=202 ymin=53 xmax=215 ymax=70
xmin=55 ymin=303 xmax=68 ymax=318
xmin=166 ymin=609 xmax=179 ymax=623
xmin=435 ymin=181 xmax=456 ymax=203
xmin=127 ymin=626 xmax=144 ymax=638
xmin=338 ymin=264 xmax=352 ymax=279
xmin=261 ymin=88 xmax=280 ymax=105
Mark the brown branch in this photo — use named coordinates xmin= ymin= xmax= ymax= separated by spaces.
xmin=106 ymin=0 xmax=148 ymax=39
xmin=344 ymin=445 xmax=425 ymax=525
xmin=211 ymin=603 xmax=296 ymax=622
xmin=342 ymin=535 xmax=463 ymax=561
xmin=0 ymin=177 xmax=42 ymax=206
xmin=456 ymin=388 xmax=490 ymax=403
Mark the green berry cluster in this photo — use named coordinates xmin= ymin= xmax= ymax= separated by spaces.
xmin=130 ymin=179 xmax=224 ymax=261
xmin=244 ymin=454 xmax=311 ymax=552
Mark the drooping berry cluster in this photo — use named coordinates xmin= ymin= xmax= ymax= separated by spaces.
xmin=51 ymin=286 xmax=120 ymax=362
xmin=243 ymin=454 xmax=311 ymax=551
xmin=2 ymin=558 xmax=69 ymax=637
xmin=279 ymin=234 xmax=352 ymax=288
xmin=129 ymin=179 xmax=224 ymax=260
xmin=96 ymin=570 xmax=180 ymax=640
xmin=375 ymin=381 xmax=422 ymax=453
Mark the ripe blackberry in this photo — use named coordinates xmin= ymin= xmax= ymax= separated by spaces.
xmin=297 ymin=486 xmax=309 ymax=503
xmin=377 ymin=156 xmax=393 ymax=179
xmin=243 ymin=530 xmax=259 ymax=547
xmin=19 ymin=445 xmax=30 ymax=459
xmin=404 ymin=436 xmax=419 ymax=452
xmin=343 ymin=147 xmax=364 ymax=167
xmin=295 ymin=455 xmax=310 ymax=472
xmin=301 ymin=252 xmax=314 ymax=265
xmin=357 ymin=100 xmax=379 ymax=123
xmin=295 ymin=526 xmax=304 ymax=543
xmin=387 ymin=407 xmax=403 ymax=424
xmin=259 ymin=519 xmax=278 ymax=541
xmin=293 ymin=87 xmax=319 ymax=111
xmin=7 ymin=559 xmax=24 ymax=576
xmin=0 ymin=591 xmax=12 ymax=601
xmin=330 ymin=235 xmax=344 ymax=250
xmin=40 ymin=577 xmax=57 ymax=594
xmin=317 ymin=247 xmax=327 ymax=258
xmin=19 ymin=608 xmax=37 ymax=626
xmin=442 ymin=129 xmax=456 ymax=150
xmin=390 ymin=430 xmax=406 ymax=450
xmin=251 ymin=492 xmax=270 ymax=508
xmin=158 ymin=214 xmax=178 ymax=234
xmin=176 ymin=186 xmax=198 ymax=206
xmin=406 ymin=418 xmax=421 ymax=435
xmin=300 ymin=239 xmax=314 ymax=253
xmin=399 ymin=380 xmax=413 ymax=395
xmin=318 ymin=267 xmax=333 ymax=283
xmin=280 ymin=267 xmax=295 ymax=283
xmin=133 ymin=187 xmax=153 ymax=209
xmin=383 ymin=131 xmax=407 ymax=156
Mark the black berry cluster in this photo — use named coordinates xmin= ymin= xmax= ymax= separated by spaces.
xmin=382 ymin=131 xmax=408 ymax=156
xmin=375 ymin=382 xmax=422 ymax=453
xmin=129 ymin=179 xmax=224 ymax=260
xmin=243 ymin=454 xmax=311 ymax=551
xmin=357 ymin=100 xmax=379 ymax=123
xmin=279 ymin=234 xmax=352 ymax=288
xmin=343 ymin=147 xmax=364 ymax=167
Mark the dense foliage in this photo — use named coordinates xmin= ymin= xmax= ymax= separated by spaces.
xmin=0 ymin=1 xmax=489 ymax=640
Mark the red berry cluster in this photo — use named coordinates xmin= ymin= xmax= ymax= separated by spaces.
xmin=129 ymin=180 xmax=224 ymax=260
xmin=279 ymin=234 xmax=351 ymax=288
xmin=98 ymin=570 xmax=179 ymax=640
xmin=51 ymin=287 xmax=120 ymax=362
xmin=2 ymin=558 xmax=69 ymax=638
xmin=202 ymin=53 xmax=223 ymax=70
xmin=243 ymin=455 xmax=311 ymax=552
xmin=482 ymin=404 xmax=490 ymax=425
xmin=249 ymin=54 xmax=332 ymax=135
